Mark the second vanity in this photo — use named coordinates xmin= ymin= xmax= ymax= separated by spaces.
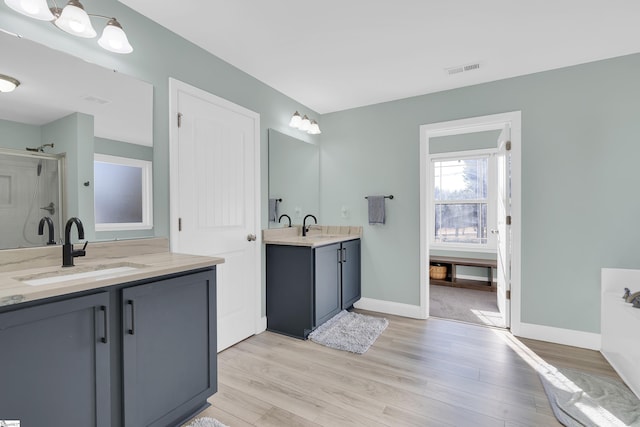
xmin=264 ymin=226 xmax=362 ymax=339
xmin=0 ymin=238 xmax=223 ymax=427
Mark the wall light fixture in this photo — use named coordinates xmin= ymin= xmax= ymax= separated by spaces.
xmin=289 ymin=111 xmax=321 ymax=135
xmin=4 ymin=0 xmax=133 ymax=54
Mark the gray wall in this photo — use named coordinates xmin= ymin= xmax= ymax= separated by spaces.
xmin=320 ymin=53 xmax=640 ymax=334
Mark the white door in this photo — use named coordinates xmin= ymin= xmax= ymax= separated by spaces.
xmin=496 ymin=125 xmax=511 ymax=328
xmin=169 ymin=79 xmax=260 ymax=352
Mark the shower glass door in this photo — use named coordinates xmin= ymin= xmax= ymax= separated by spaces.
xmin=0 ymin=148 xmax=65 ymax=249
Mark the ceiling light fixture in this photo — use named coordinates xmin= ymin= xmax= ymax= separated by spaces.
xmin=288 ymin=111 xmax=321 ymax=135
xmin=0 ymin=74 xmax=20 ymax=93
xmin=4 ymin=0 xmax=133 ymax=54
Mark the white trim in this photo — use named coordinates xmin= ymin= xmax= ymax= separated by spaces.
xmin=93 ymin=153 xmax=153 ymax=231
xmin=256 ymin=316 xmax=267 ymax=334
xmin=354 ymin=297 xmax=426 ymax=319
xmin=516 ymin=322 xmax=601 ymax=351
xmin=420 ymin=111 xmax=522 ymax=333
xmin=168 ymin=78 xmax=263 ymax=338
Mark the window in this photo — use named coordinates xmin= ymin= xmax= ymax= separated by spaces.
xmin=431 ymin=151 xmax=495 ymax=250
xmin=94 ymin=154 xmax=152 ymax=231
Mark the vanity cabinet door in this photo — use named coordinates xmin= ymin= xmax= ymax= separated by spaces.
xmin=122 ymin=269 xmax=217 ymax=427
xmin=341 ymin=239 xmax=361 ymax=309
xmin=0 ymin=292 xmax=111 ymax=427
xmin=314 ymin=243 xmax=342 ymax=326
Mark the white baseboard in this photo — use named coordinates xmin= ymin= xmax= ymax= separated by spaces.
xmin=354 ymin=297 xmax=426 ymax=319
xmin=256 ymin=316 xmax=267 ymax=333
xmin=516 ymin=322 xmax=601 ymax=350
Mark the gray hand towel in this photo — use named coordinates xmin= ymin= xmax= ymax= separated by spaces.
xmin=269 ymin=198 xmax=278 ymax=222
xmin=368 ymin=196 xmax=385 ymax=225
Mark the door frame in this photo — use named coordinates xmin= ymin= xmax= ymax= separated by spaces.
xmin=168 ymin=77 xmax=263 ymax=336
xmin=419 ymin=111 xmax=522 ymax=334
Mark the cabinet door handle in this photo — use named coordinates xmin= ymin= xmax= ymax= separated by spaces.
xmin=342 ymin=248 xmax=347 ymax=263
xmin=337 ymin=248 xmax=342 ymax=264
xmin=100 ymin=305 xmax=108 ymax=344
xmin=127 ymin=300 xmax=135 ymax=335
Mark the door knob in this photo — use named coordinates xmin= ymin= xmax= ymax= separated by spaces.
xmin=490 ymin=229 xmax=499 ymax=234
xmin=247 ymin=234 xmax=257 ymax=241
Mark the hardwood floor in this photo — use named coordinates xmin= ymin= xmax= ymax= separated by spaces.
xmin=187 ymin=312 xmax=619 ymax=426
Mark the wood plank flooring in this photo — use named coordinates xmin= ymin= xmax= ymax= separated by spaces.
xmin=186 ymin=312 xmax=620 ymax=426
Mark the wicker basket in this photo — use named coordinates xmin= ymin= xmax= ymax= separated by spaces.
xmin=430 ymin=265 xmax=447 ymax=280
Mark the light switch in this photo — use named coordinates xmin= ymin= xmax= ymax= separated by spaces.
xmin=341 ymin=206 xmax=349 ymax=219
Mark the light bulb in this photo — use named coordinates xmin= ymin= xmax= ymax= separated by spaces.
xmin=98 ymin=19 xmax=133 ymax=54
xmin=4 ymin=0 xmax=55 ymax=20
xmin=289 ymin=111 xmax=302 ymax=128
xmin=299 ymin=115 xmax=311 ymax=131
xmin=54 ymin=0 xmax=96 ymax=38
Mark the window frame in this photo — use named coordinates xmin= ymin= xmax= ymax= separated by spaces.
xmin=428 ymin=148 xmax=497 ymax=252
xmin=94 ymin=153 xmax=153 ymax=231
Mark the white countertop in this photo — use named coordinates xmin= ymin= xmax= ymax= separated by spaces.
xmin=262 ymin=225 xmax=362 ymax=248
xmin=0 ymin=238 xmax=223 ymax=307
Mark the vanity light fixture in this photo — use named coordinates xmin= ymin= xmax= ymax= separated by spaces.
xmin=308 ymin=120 xmax=321 ymax=135
xmin=288 ymin=111 xmax=321 ymax=135
xmin=0 ymin=74 xmax=20 ymax=93
xmin=4 ymin=0 xmax=133 ymax=54
xmin=288 ymin=111 xmax=302 ymax=128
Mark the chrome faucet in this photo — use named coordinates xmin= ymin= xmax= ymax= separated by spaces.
xmin=62 ymin=217 xmax=87 ymax=267
xmin=37 ymin=216 xmax=56 ymax=245
xmin=278 ymin=214 xmax=292 ymax=227
xmin=302 ymin=214 xmax=317 ymax=236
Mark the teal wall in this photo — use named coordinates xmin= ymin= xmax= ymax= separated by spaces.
xmin=321 ymin=53 xmax=640 ymax=333
xmin=41 ymin=112 xmax=95 ymax=241
xmin=0 ymin=119 xmax=41 ymax=149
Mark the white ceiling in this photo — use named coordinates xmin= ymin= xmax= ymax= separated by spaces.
xmin=120 ymin=0 xmax=640 ymax=114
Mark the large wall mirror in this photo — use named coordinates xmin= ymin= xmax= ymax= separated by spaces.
xmin=0 ymin=29 xmax=153 ymax=249
xmin=268 ymin=129 xmax=319 ymax=228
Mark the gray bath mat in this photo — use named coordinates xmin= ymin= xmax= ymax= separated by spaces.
xmin=539 ymin=367 xmax=640 ymax=426
xmin=184 ymin=417 xmax=228 ymax=427
xmin=308 ymin=310 xmax=388 ymax=354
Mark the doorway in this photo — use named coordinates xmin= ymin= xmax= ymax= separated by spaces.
xmin=419 ymin=112 xmax=521 ymax=333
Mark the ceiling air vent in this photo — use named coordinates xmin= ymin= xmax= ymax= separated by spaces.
xmin=82 ymin=95 xmax=110 ymax=105
xmin=445 ymin=62 xmax=481 ymax=76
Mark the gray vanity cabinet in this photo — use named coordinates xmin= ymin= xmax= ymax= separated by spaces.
xmin=122 ymin=270 xmax=217 ymax=427
xmin=341 ymin=238 xmax=361 ymax=309
xmin=266 ymin=239 xmax=361 ymax=339
xmin=0 ymin=292 xmax=111 ymax=427
xmin=314 ymin=243 xmax=342 ymax=326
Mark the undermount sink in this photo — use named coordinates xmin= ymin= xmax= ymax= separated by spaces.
xmin=16 ymin=262 xmax=147 ymax=287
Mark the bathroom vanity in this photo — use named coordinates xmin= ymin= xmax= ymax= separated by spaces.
xmin=264 ymin=226 xmax=362 ymax=339
xmin=0 ymin=238 xmax=223 ymax=427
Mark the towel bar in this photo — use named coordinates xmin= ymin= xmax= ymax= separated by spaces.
xmin=364 ymin=195 xmax=394 ymax=200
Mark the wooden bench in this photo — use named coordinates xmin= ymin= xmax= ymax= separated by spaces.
xmin=429 ymin=255 xmax=497 ymax=292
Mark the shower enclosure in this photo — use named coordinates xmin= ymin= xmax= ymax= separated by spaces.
xmin=0 ymin=148 xmax=65 ymax=249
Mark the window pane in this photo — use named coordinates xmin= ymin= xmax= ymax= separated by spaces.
xmin=434 ymin=203 xmax=487 ymax=244
xmin=434 ymin=158 xmax=488 ymax=201
xmin=94 ymin=162 xmax=143 ymax=223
